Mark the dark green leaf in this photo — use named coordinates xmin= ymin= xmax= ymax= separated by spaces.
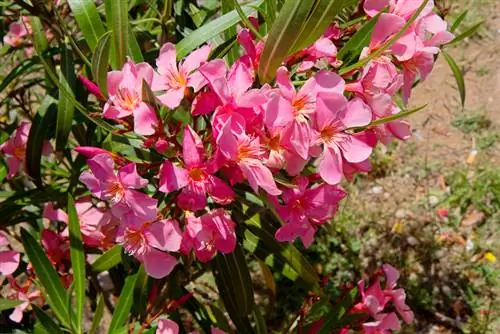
xmin=212 ymin=244 xmax=255 ymax=333
xmin=176 ymin=0 xmax=263 ymax=59
xmin=221 ymin=0 xmax=238 ymax=64
xmin=337 ymin=12 xmax=380 ymax=64
xmin=253 ymin=307 xmax=267 ymax=334
xmin=128 ymin=25 xmax=144 ymax=62
xmin=91 ymin=245 xmax=123 ymax=273
xmin=68 ymin=195 xmax=86 ymax=334
xmin=32 ymin=305 xmax=63 ymax=334
xmin=68 ymin=0 xmax=107 ymax=51
xmin=0 ymin=299 xmax=22 ymax=311
xmin=258 ymin=0 xmax=314 ymax=83
xmin=91 ymin=31 xmax=112 ymax=97
xmin=233 ymin=0 xmax=263 ymax=40
xmin=108 ymin=272 xmax=139 ymax=334
xmin=89 ymin=294 xmax=105 ymax=334
xmin=132 ymin=265 xmax=149 ymax=316
xmin=442 ymin=50 xmax=465 ymax=107
xmin=56 ymin=44 xmax=76 ymax=152
xmin=290 ymin=0 xmax=348 ymax=53
xmin=21 ymin=229 xmax=69 ymax=326
xmin=26 ymin=96 xmax=57 ymax=188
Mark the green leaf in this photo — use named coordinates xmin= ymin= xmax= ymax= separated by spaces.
xmin=89 ymin=294 xmax=105 ymax=334
xmin=337 ymin=11 xmax=380 ymax=64
xmin=68 ymin=0 xmax=106 ymax=51
xmin=26 ymin=96 xmax=57 ymax=188
xmin=0 ymin=299 xmax=23 ymax=311
xmin=289 ymin=0 xmax=348 ymax=53
xmin=264 ymin=0 xmax=277 ymax=27
xmin=56 ymin=44 xmax=76 ymax=152
xmin=221 ymin=0 xmax=238 ymax=64
xmin=450 ymin=10 xmax=468 ymax=32
xmin=127 ymin=25 xmax=144 ymax=62
xmin=108 ymin=272 xmax=139 ymax=334
xmin=21 ymin=229 xmax=69 ymax=326
xmin=233 ymin=0 xmax=263 ymax=40
xmin=91 ymin=245 xmax=123 ymax=273
xmin=133 ymin=265 xmax=149 ymax=316
xmin=32 ymin=305 xmax=64 ymax=334
xmin=91 ymin=31 xmax=112 ymax=97
xmin=106 ymin=0 xmax=129 ymax=68
xmin=212 ymin=244 xmax=255 ymax=333
xmin=258 ymin=0 xmax=314 ymax=83
xmin=354 ymin=104 xmax=427 ymax=129
xmin=68 ymin=195 xmax=86 ymax=334
xmin=253 ymin=307 xmax=267 ymax=334
xmin=209 ymin=35 xmax=238 ymax=61
xmin=442 ymin=50 xmax=465 ymax=107
xmin=176 ymin=0 xmax=263 ymax=59
xmin=447 ymin=21 xmax=483 ymax=46
xmin=29 ymin=16 xmax=49 ymax=53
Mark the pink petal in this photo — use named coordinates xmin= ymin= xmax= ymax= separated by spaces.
xmin=237 ymin=89 xmax=267 ymax=108
xmin=0 ymin=250 xmax=20 ymax=275
xmin=315 ymin=93 xmax=348 ymax=130
xmin=207 ymin=176 xmax=234 ymax=205
xmin=79 ymin=171 xmax=103 ymax=198
xmin=74 ymin=146 xmax=111 ymax=159
xmin=363 ymin=0 xmax=391 ymax=17
xmin=159 ymin=161 xmax=189 ymax=193
xmin=227 ymin=60 xmax=253 ymax=100
xmin=391 ymin=30 xmax=417 ymax=61
xmin=276 ymin=66 xmax=296 ymax=101
xmin=206 ymin=210 xmax=236 ymax=254
xmin=314 ymin=70 xmax=345 ymax=95
xmin=183 ymin=125 xmax=203 ymax=167
xmin=123 ymin=190 xmax=158 ymax=221
xmin=156 ymin=43 xmax=178 ymax=77
xmin=107 ymin=71 xmax=123 ymax=96
xmin=142 ymin=248 xmax=177 ymax=279
xmin=146 ymin=219 xmax=183 ymax=252
xmin=181 ymin=44 xmax=211 ymax=74
xmin=370 ymin=14 xmax=405 ymax=49
xmin=5 ymin=157 xmax=22 ymax=180
xmin=87 ymin=154 xmax=116 ymax=181
xmin=265 ymin=94 xmax=294 ymax=129
xmin=319 ymin=146 xmax=343 ymax=185
xmin=133 ymin=102 xmax=159 ymax=136
xmin=157 ymin=87 xmax=185 ymax=109
xmin=43 ymin=203 xmax=69 ymax=223
xmin=239 ymin=162 xmax=282 ymax=196
xmin=286 ymin=120 xmax=312 ymax=160
xmin=339 ymin=134 xmax=373 ymax=163
xmin=382 ymin=263 xmax=400 ymax=289
xmin=118 ymin=163 xmax=148 ymax=189
xmin=177 ymin=183 xmax=207 ymax=211
xmin=191 ymin=90 xmax=221 ymax=116
xmin=187 ymin=71 xmax=207 ymax=92
xmin=387 ymin=120 xmax=412 ymax=140
xmin=156 ymin=319 xmax=179 ymax=334
xmin=9 ymin=304 xmax=26 ymax=323
xmin=342 ymin=97 xmax=372 ymax=128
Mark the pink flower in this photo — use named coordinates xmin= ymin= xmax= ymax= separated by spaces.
xmin=117 ymin=218 xmax=182 ymax=278
xmin=237 ymin=28 xmax=264 ymax=72
xmin=0 ymin=231 xmax=20 ymax=276
xmin=159 ymin=125 xmax=234 ymax=211
xmin=181 ymin=209 xmax=236 ymax=262
xmin=79 ymin=153 xmax=158 ymax=221
xmin=290 ymin=37 xmax=338 ymax=73
xmin=274 ymin=177 xmax=345 ymax=247
xmin=363 ymin=312 xmax=401 ymax=334
xmin=78 ymin=75 xmax=105 ymax=101
xmin=0 ymin=122 xmax=30 ymax=179
xmin=364 ymin=0 xmax=435 ymax=21
xmin=41 ymin=229 xmax=69 ymax=265
xmin=3 ymin=18 xmax=30 ymax=48
xmin=152 ymin=43 xmax=211 ymax=109
xmin=103 ymin=59 xmax=159 ymax=135
xmin=217 ymin=116 xmax=281 ymax=196
xmin=156 ymin=318 xmax=227 ymax=334
xmin=43 ymin=198 xmax=118 ymax=248
xmin=197 ymin=59 xmax=267 ymax=136
xmin=312 ymin=94 xmax=373 ymax=185
xmin=273 ymin=67 xmax=345 ymax=160
xmin=8 ymin=290 xmax=41 ymax=323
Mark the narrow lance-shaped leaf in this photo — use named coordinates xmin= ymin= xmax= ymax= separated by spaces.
xmin=91 ymin=32 xmax=112 ymax=98
xmin=20 ymin=229 xmax=69 ymax=326
xmin=450 ymin=10 xmax=468 ymax=32
xmin=108 ymin=272 xmax=139 ymax=334
xmin=26 ymin=96 xmax=57 ymax=188
xmin=442 ymin=51 xmax=465 ymax=107
xmin=89 ymin=294 xmax=105 ymax=334
xmin=132 ymin=265 xmax=149 ymax=316
xmin=105 ymin=0 xmax=129 ymax=68
xmin=289 ymin=0 xmax=349 ymax=53
xmin=56 ymin=43 xmax=76 ymax=152
xmin=447 ymin=21 xmax=483 ymax=46
xmin=233 ymin=0 xmax=263 ymax=40
xmin=67 ymin=0 xmax=106 ymax=51
xmin=221 ymin=0 xmax=238 ymax=64
xmin=32 ymin=305 xmax=64 ymax=334
xmin=258 ymin=0 xmax=315 ymax=83
xmin=0 ymin=299 xmax=22 ymax=312
xmin=128 ymin=24 xmax=144 ymax=62
xmin=91 ymin=244 xmax=123 ymax=273
xmin=68 ymin=195 xmax=86 ymax=334
xmin=176 ymin=0 xmax=264 ymax=59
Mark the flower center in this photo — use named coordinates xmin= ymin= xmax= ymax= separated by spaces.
xmin=320 ymin=126 xmax=338 ymax=144
xmin=116 ymin=88 xmax=139 ymax=110
xmin=122 ymin=228 xmax=148 ymax=256
xmin=13 ymin=145 xmax=26 ymax=160
xmin=237 ymin=143 xmax=259 ymax=162
xmin=188 ymin=167 xmax=207 ymax=181
xmin=104 ymin=181 xmax=125 ymax=204
xmin=165 ymin=68 xmax=187 ymax=89
xmin=268 ymin=133 xmax=282 ymax=151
